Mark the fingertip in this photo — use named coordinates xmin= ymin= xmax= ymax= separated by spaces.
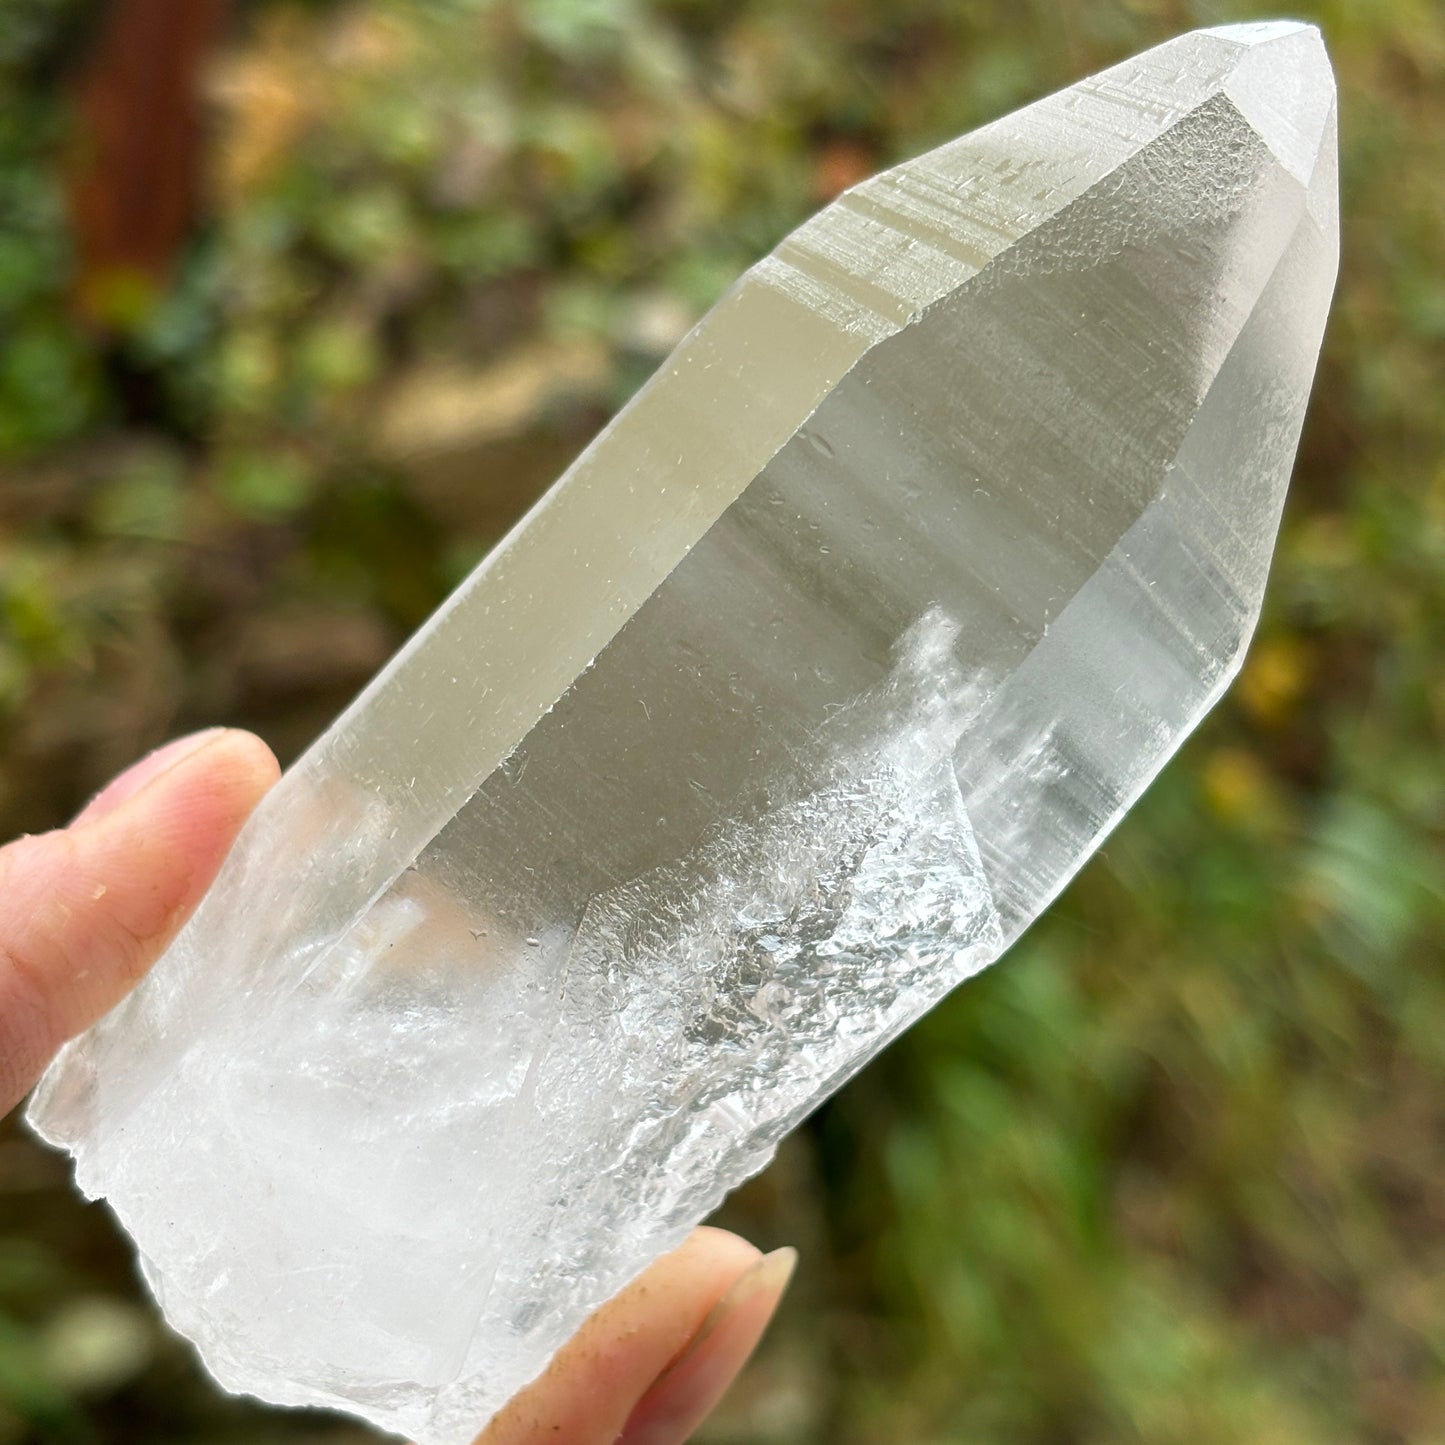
xmin=0 ymin=729 xmax=280 ymax=1112
xmin=60 ymin=729 xmax=279 ymax=1001
xmin=476 ymin=1228 xmax=764 ymax=1445
xmin=676 ymin=1226 xmax=768 ymax=1286
xmin=158 ymin=727 xmax=281 ymax=804
xmin=89 ymin=728 xmax=279 ymax=839
xmin=618 ymin=1245 xmax=796 ymax=1445
xmin=75 ymin=727 xmax=282 ymax=827
xmin=182 ymin=728 xmax=282 ymax=824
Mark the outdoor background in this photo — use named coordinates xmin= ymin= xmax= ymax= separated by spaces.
xmin=0 ymin=1 xmax=1441 ymax=1442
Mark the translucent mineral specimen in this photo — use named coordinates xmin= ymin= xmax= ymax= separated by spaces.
xmin=30 ymin=22 xmax=1338 ymax=1444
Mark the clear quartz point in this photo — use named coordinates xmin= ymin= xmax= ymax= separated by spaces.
xmin=29 ymin=23 xmax=1338 ymax=1444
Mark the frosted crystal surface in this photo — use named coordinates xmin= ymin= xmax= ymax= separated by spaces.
xmin=29 ymin=23 xmax=1337 ymax=1444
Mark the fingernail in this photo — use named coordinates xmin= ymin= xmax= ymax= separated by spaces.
xmin=73 ymin=729 xmax=228 ymax=825
xmin=618 ymin=1246 xmax=797 ymax=1445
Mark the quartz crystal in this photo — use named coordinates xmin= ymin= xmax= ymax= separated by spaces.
xmin=30 ymin=22 xmax=1338 ymax=1444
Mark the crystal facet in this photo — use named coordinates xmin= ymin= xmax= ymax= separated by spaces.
xmin=30 ymin=23 xmax=1338 ymax=1444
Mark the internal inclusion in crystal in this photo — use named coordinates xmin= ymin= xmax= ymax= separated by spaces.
xmin=30 ymin=22 xmax=1338 ymax=1445
xmin=228 ymin=611 xmax=1001 ymax=1398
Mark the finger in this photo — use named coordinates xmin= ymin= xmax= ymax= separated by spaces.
xmin=72 ymin=727 xmax=228 ymax=824
xmin=0 ymin=729 xmax=279 ymax=1115
xmin=617 ymin=1244 xmax=796 ymax=1445
xmin=477 ymin=1227 xmax=794 ymax=1445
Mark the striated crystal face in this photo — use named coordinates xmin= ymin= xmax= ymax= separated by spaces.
xmin=30 ymin=22 xmax=1338 ymax=1445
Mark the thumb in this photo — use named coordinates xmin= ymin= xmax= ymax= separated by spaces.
xmin=0 ymin=729 xmax=279 ymax=1115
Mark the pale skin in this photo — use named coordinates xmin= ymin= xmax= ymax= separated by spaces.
xmin=0 ymin=729 xmax=793 ymax=1445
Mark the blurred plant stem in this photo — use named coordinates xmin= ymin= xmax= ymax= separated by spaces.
xmin=66 ymin=0 xmax=233 ymax=334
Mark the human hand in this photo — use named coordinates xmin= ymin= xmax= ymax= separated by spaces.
xmin=0 ymin=727 xmax=281 ymax=1116
xmin=0 ymin=728 xmax=792 ymax=1445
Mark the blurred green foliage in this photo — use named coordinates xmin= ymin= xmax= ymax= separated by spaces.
xmin=1 ymin=1 xmax=1442 ymax=1442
